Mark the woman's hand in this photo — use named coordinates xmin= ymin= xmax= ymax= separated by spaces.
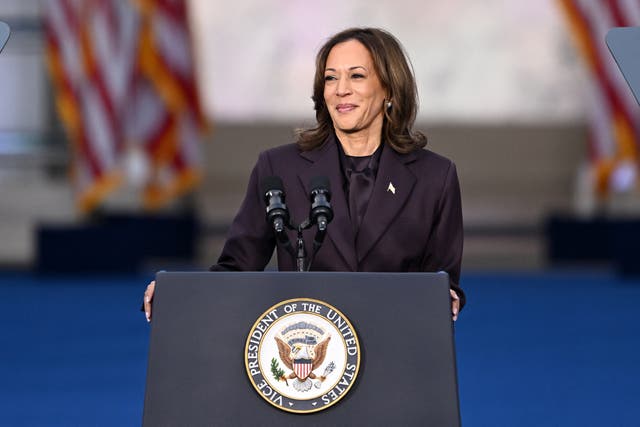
xmin=144 ymin=281 xmax=156 ymax=322
xmin=450 ymin=289 xmax=460 ymax=322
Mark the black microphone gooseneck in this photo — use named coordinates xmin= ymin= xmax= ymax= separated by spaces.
xmin=306 ymin=176 xmax=333 ymax=270
xmin=261 ymin=175 xmax=333 ymax=272
xmin=261 ymin=176 xmax=295 ymax=258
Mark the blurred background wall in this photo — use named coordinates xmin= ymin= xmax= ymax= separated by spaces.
xmin=0 ymin=0 xmax=634 ymax=272
xmin=4 ymin=4 xmax=640 ymax=425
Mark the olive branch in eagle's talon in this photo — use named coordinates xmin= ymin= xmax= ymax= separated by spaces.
xmin=270 ymin=357 xmax=288 ymax=385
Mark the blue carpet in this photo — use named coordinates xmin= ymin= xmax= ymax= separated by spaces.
xmin=456 ymin=271 xmax=640 ymax=427
xmin=0 ymin=271 xmax=638 ymax=426
xmin=0 ymin=274 xmax=150 ymax=427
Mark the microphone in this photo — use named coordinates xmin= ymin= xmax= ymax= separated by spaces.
xmin=309 ymin=176 xmax=333 ymax=232
xmin=261 ymin=176 xmax=290 ymax=233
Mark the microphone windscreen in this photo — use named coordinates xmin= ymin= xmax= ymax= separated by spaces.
xmin=261 ymin=176 xmax=284 ymax=195
xmin=310 ymin=175 xmax=330 ymax=192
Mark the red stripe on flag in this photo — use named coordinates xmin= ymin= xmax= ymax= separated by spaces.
xmin=46 ymin=0 xmax=205 ymax=212
xmin=570 ymin=3 xmax=625 ymax=126
xmin=605 ymin=0 xmax=629 ymax=26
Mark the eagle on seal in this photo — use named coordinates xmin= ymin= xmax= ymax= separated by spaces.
xmin=275 ymin=326 xmax=331 ymax=392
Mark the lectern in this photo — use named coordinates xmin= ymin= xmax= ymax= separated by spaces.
xmin=143 ymin=271 xmax=461 ymax=426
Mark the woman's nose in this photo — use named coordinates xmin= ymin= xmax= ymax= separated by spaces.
xmin=336 ymin=77 xmax=351 ymax=96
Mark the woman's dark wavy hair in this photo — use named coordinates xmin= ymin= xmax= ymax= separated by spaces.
xmin=296 ymin=27 xmax=426 ymax=153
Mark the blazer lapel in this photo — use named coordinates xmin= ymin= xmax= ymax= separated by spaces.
xmin=298 ymin=137 xmax=357 ymax=270
xmin=356 ymin=145 xmax=417 ymax=262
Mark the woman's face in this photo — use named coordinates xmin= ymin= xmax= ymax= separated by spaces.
xmin=323 ymin=39 xmax=387 ymax=136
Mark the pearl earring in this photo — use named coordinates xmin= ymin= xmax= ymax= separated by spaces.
xmin=386 ymin=101 xmax=392 ymax=110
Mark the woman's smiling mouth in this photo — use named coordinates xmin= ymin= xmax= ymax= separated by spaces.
xmin=336 ymin=104 xmax=357 ymax=113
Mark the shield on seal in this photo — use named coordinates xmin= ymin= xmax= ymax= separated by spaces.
xmin=293 ymin=358 xmax=313 ymax=380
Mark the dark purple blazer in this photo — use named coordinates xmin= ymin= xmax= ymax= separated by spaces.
xmin=212 ymin=136 xmax=465 ymax=307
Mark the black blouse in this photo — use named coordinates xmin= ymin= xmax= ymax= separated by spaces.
xmin=336 ymin=140 xmax=383 ymax=235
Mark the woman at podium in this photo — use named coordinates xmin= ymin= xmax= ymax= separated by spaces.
xmin=144 ymin=28 xmax=464 ymax=321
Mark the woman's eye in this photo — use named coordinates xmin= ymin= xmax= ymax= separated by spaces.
xmin=351 ymin=73 xmax=365 ymax=79
xmin=324 ymin=75 xmax=337 ymax=82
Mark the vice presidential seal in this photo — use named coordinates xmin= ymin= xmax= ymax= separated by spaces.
xmin=244 ymin=298 xmax=360 ymax=413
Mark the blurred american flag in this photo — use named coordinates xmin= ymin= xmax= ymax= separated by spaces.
xmin=44 ymin=0 xmax=206 ymax=212
xmin=559 ymin=0 xmax=640 ymax=197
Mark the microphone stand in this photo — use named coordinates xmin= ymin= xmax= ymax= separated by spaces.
xmin=295 ymin=219 xmax=312 ymax=272
xmin=266 ymin=208 xmax=315 ymax=272
xmin=294 ymin=219 xmax=329 ymax=272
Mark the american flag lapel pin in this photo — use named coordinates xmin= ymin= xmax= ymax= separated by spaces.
xmin=387 ymin=182 xmax=396 ymax=194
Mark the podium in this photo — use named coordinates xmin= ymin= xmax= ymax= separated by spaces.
xmin=143 ymin=271 xmax=461 ymax=426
